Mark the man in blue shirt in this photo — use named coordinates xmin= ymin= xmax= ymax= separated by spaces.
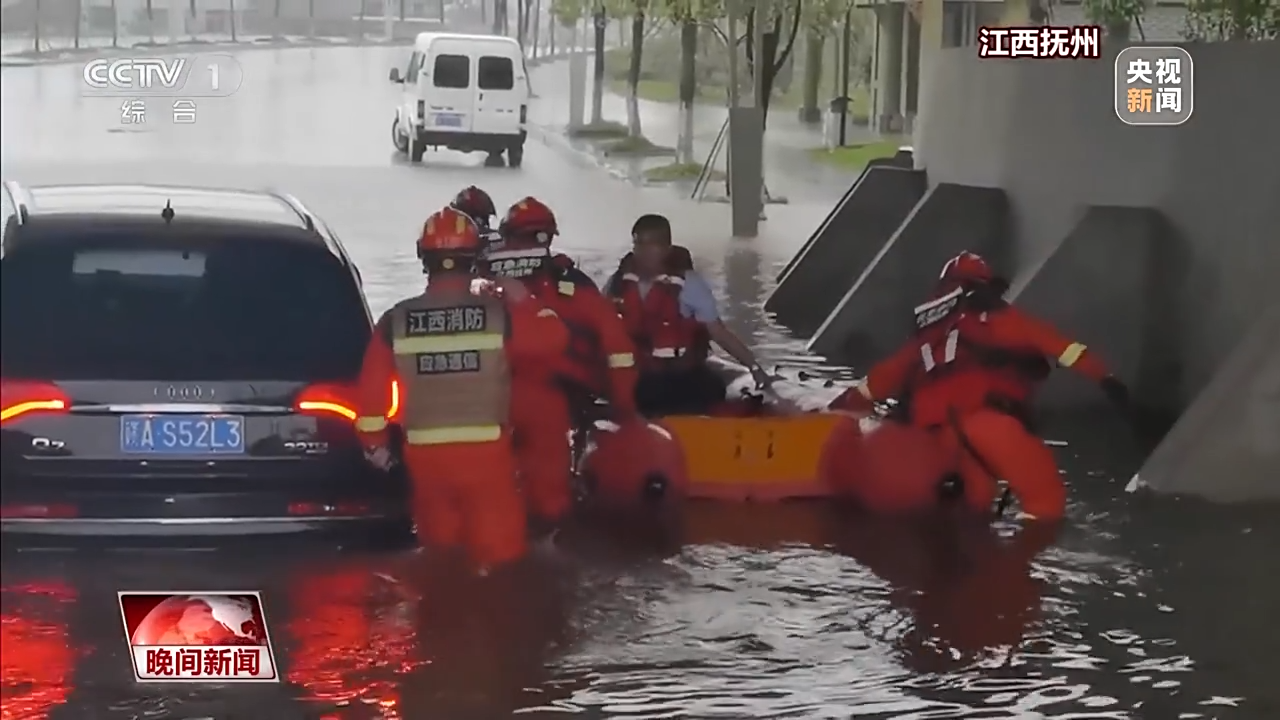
xmin=607 ymin=214 xmax=771 ymax=416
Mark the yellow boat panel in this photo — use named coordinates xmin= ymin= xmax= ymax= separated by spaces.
xmin=661 ymin=414 xmax=844 ymax=488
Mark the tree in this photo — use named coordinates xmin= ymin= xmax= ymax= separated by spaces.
xmin=744 ymin=0 xmax=803 ymax=130
xmin=73 ymin=0 xmax=82 ymax=49
xmin=111 ymin=0 xmax=118 ymax=47
xmin=33 ymin=0 xmax=41 ymax=53
xmin=145 ymin=0 xmax=155 ymax=43
xmin=1082 ymin=0 xmax=1147 ymax=40
xmin=229 ymin=0 xmax=238 ymax=41
xmin=655 ymin=0 xmax=723 ymax=160
xmin=274 ymin=0 xmax=283 ymax=37
xmin=1184 ymin=0 xmax=1279 ymax=40
xmin=624 ymin=0 xmax=650 ymax=136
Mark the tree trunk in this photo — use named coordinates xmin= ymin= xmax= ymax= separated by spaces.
xmin=531 ymin=0 xmax=542 ymax=55
xmin=111 ymin=0 xmax=118 ymax=47
xmin=591 ymin=10 xmax=605 ymax=123
xmin=625 ymin=11 xmax=645 ymax=137
xmin=798 ymin=32 xmax=823 ymax=123
xmin=274 ymin=0 xmax=282 ymax=36
xmin=1106 ymin=20 xmax=1131 ymax=41
xmin=745 ymin=5 xmax=801 ymax=133
xmin=229 ymin=0 xmax=238 ymax=41
xmin=73 ymin=0 xmax=81 ymax=49
xmin=400 ymin=0 xmax=406 ymax=21
xmin=146 ymin=0 xmax=154 ymax=43
xmin=308 ymin=0 xmax=315 ymax=37
xmin=676 ymin=18 xmax=697 ymax=163
xmin=516 ymin=0 xmax=524 ymax=44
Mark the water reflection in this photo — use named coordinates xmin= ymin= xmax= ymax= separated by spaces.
xmin=284 ymin=562 xmax=419 ymax=717
xmin=1 ymin=580 xmax=75 ymax=720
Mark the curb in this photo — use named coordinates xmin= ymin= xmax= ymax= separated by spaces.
xmin=527 ymin=123 xmax=632 ymax=182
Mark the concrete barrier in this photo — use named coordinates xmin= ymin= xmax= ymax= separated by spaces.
xmin=1011 ymin=206 xmax=1189 ymax=413
xmin=775 ymin=153 xmax=917 ymax=283
xmin=765 ymin=167 xmax=927 ymax=337
xmin=806 ymin=183 xmax=1008 ymax=366
xmin=1134 ymin=301 xmax=1280 ymax=502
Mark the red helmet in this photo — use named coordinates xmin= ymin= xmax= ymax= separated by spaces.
xmin=499 ymin=197 xmax=558 ymax=245
xmin=417 ymin=207 xmax=481 ymax=255
xmin=938 ymin=251 xmax=993 ymax=285
xmin=449 ymin=186 xmax=496 ymax=223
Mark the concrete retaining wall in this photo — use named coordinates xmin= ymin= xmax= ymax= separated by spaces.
xmin=1135 ymin=302 xmax=1280 ymax=501
xmin=807 ymin=183 xmax=1008 ymax=365
xmin=915 ymin=40 xmax=1280 ymax=412
xmin=766 ymin=166 xmax=927 ymax=338
xmin=1011 ymin=206 xmax=1188 ymax=414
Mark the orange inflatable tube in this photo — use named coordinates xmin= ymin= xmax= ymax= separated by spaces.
xmin=580 ymin=409 xmax=951 ymax=513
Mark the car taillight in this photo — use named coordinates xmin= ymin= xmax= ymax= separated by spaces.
xmin=0 ymin=503 xmax=79 ymax=519
xmin=0 ymin=379 xmax=71 ymax=425
xmin=519 ymin=104 xmax=527 ymax=124
xmin=295 ymin=383 xmax=357 ymax=422
xmin=417 ymin=100 xmax=425 ymax=120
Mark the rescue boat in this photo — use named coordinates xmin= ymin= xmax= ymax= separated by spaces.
xmin=579 ymin=360 xmax=951 ymax=514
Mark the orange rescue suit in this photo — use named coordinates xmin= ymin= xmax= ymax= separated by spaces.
xmin=353 ymin=279 xmax=568 ymax=568
xmin=483 ymin=247 xmax=639 ymax=522
xmin=832 ymin=291 xmax=1110 ymax=520
xmin=610 ymin=247 xmax=709 ymax=372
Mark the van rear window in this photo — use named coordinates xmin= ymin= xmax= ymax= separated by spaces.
xmin=478 ymin=56 xmax=514 ymax=90
xmin=433 ymin=55 xmax=470 ymax=89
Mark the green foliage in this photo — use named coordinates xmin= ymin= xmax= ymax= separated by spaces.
xmin=643 ymin=161 xmax=723 ymax=181
xmin=807 ymin=139 xmax=902 ymax=171
xmin=550 ymin=0 xmax=586 ymax=24
xmin=654 ymin=0 xmax=724 ymax=22
xmin=1082 ymin=0 xmax=1147 ymax=32
xmin=1183 ymin=0 xmax=1279 ymax=40
xmin=802 ymin=0 xmax=854 ymax=35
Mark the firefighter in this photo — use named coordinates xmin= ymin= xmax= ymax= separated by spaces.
xmin=450 ymin=185 xmax=501 ymax=244
xmin=828 ymin=251 xmax=1131 ymax=520
xmin=485 ymin=196 xmax=641 ymax=526
xmin=607 ymin=213 xmax=771 ymax=417
xmin=353 ymin=207 xmax=568 ymax=571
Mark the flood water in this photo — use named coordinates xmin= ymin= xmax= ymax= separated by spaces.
xmin=3 ymin=46 xmax=1279 ymax=720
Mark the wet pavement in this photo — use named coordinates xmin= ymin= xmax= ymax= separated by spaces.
xmin=3 ymin=45 xmax=1280 ymax=720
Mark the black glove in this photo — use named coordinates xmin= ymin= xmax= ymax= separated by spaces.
xmin=1099 ymin=375 xmax=1130 ymax=410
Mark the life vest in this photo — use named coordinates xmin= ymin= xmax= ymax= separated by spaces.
xmin=386 ymin=286 xmax=511 ymax=445
xmin=609 ymin=247 xmax=707 ymax=370
xmin=905 ymin=287 xmax=1051 ymax=425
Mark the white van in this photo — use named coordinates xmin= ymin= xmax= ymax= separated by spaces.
xmin=389 ymin=33 xmax=529 ymax=167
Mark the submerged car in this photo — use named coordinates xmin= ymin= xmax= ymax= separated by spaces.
xmin=0 ymin=181 xmax=411 ymax=546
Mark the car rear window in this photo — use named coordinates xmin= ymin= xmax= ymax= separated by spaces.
xmin=477 ymin=56 xmax=514 ymax=90
xmin=1 ymin=237 xmax=371 ymax=381
xmin=433 ymin=54 xmax=470 ymax=89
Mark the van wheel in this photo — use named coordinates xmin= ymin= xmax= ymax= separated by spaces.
xmin=409 ymin=134 xmax=425 ymax=163
xmin=507 ymin=143 xmax=524 ymax=168
xmin=392 ymin=118 xmax=409 ymax=153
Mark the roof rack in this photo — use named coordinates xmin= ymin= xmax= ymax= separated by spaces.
xmin=2 ymin=180 xmax=32 ymax=225
xmin=265 ymin=189 xmax=316 ymax=232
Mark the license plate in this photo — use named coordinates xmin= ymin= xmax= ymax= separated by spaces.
xmin=433 ymin=113 xmax=462 ymax=127
xmin=120 ymin=415 xmax=245 ymax=455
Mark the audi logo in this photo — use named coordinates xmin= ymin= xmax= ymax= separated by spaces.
xmin=157 ymin=385 xmax=211 ymax=401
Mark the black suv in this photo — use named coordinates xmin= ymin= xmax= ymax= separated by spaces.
xmin=0 ymin=182 xmax=411 ymax=545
